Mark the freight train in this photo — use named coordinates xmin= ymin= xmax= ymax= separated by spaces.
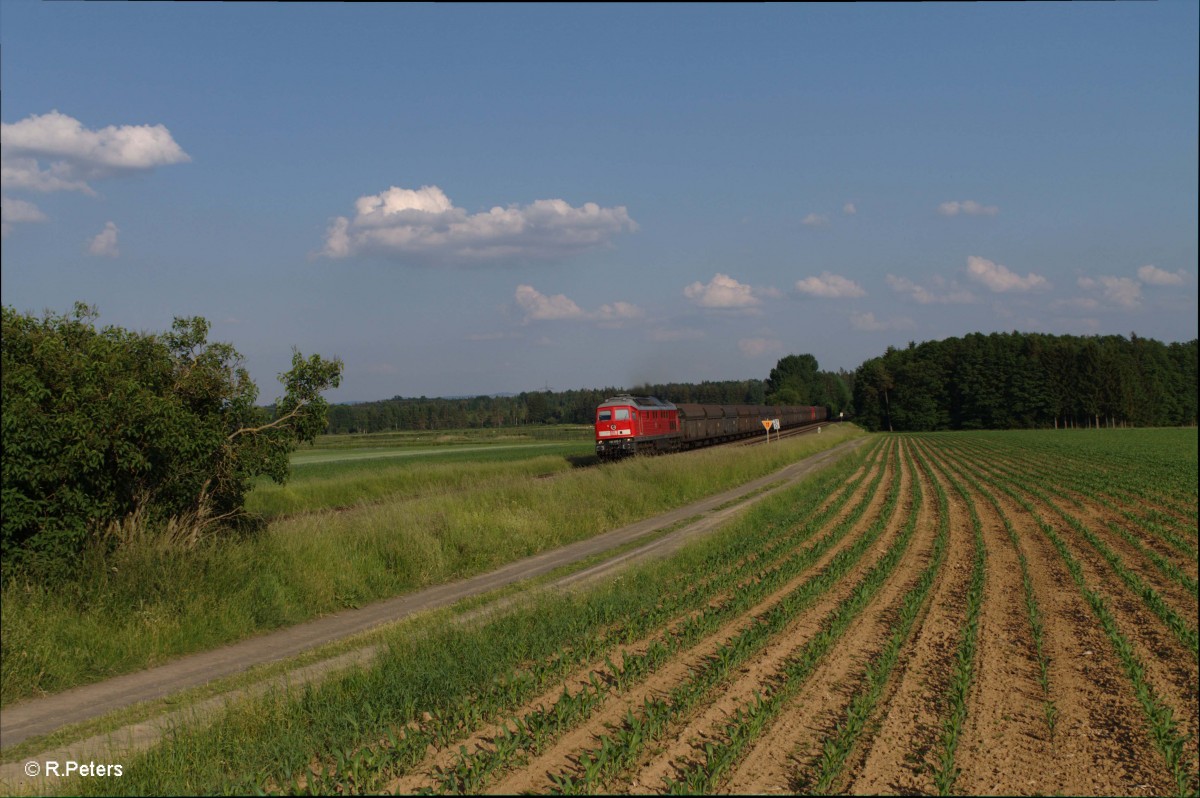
xmin=594 ymin=394 xmax=828 ymax=460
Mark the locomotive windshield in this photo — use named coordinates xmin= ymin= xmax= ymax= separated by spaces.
xmin=598 ymin=410 xmax=612 ymax=422
xmin=615 ymin=408 xmax=630 ymax=421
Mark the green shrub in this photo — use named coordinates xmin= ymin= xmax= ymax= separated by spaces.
xmin=1 ymin=302 xmax=341 ymax=576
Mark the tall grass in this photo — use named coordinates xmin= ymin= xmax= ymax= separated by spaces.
xmin=1 ymin=426 xmax=863 ymax=706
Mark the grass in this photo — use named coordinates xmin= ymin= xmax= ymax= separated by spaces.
xmin=0 ymin=424 xmax=864 ymax=707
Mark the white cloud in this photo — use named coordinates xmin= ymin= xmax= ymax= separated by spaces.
xmin=885 ymin=274 xmax=975 ymax=304
xmin=515 ymin=285 xmax=643 ymax=325
xmin=738 ymin=337 xmax=782 ymax=357
xmin=842 ymin=202 xmax=857 ymax=215
xmin=966 ymin=255 xmax=1049 ymax=292
xmin=320 ymin=184 xmax=636 ymax=263
xmin=594 ymin=300 xmax=645 ymax=325
xmin=801 ymin=213 xmax=830 ymax=228
xmin=794 ymin=272 xmax=865 ymax=299
xmin=938 ymin=200 xmax=999 ymax=217
xmin=1 ymin=110 xmax=189 ymax=194
xmin=1 ymin=195 xmax=47 ymax=237
xmin=1078 ymin=275 xmax=1142 ymax=309
xmin=1137 ymin=264 xmax=1186 ymax=286
xmin=684 ymin=273 xmax=761 ymax=309
xmin=849 ymin=311 xmax=914 ymax=332
xmin=87 ymin=221 xmax=119 ymax=257
xmin=515 ymin=284 xmax=585 ymax=321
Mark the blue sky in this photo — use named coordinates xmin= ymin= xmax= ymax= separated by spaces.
xmin=2 ymin=2 xmax=1196 ymax=402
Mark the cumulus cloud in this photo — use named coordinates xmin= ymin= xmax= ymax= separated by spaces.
xmin=842 ymin=202 xmax=857 ymax=215
xmin=966 ymin=255 xmax=1049 ymax=292
xmin=794 ymin=272 xmax=865 ymax=299
xmin=738 ymin=337 xmax=783 ymax=357
xmin=885 ymin=274 xmax=975 ymax=304
xmin=1 ymin=196 xmax=46 ymax=237
xmin=849 ymin=311 xmax=914 ymax=332
xmin=515 ymin=285 xmax=643 ymax=325
xmin=87 ymin=221 xmax=119 ymax=258
xmin=320 ymin=184 xmax=636 ymax=263
xmin=1078 ymin=275 xmax=1142 ymax=309
xmin=938 ymin=200 xmax=999 ymax=217
xmin=801 ymin=213 xmax=830 ymax=228
xmin=1137 ymin=264 xmax=1186 ymax=286
xmin=683 ymin=273 xmax=762 ymax=309
xmin=1 ymin=110 xmax=189 ymax=195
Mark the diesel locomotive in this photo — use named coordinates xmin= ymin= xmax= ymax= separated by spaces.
xmin=594 ymin=394 xmax=828 ymax=460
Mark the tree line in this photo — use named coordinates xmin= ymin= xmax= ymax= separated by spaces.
xmin=324 ymin=372 xmax=856 ymax=435
xmin=852 ymin=331 xmax=1197 ymax=432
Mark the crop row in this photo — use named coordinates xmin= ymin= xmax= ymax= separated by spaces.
xmin=541 ymin=441 xmax=913 ymax=794
xmin=930 ymin=436 xmax=1198 ymax=797
xmin=949 ymin=439 xmax=1197 ymax=661
xmin=425 ymin=444 xmax=896 ymax=794
xmin=651 ymin=440 xmax=929 ymax=794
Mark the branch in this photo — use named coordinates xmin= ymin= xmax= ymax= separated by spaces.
xmin=227 ymin=403 xmax=306 ymax=441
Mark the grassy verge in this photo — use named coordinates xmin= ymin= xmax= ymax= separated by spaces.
xmin=0 ymin=425 xmax=863 ymax=706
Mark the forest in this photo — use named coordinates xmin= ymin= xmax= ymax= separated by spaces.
xmin=852 ymin=331 xmax=1197 ymax=432
xmin=326 ymin=332 xmax=1197 ymax=435
xmin=323 ymin=375 xmax=849 ymax=433
xmin=324 ymin=331 xmax=1195 ymax=436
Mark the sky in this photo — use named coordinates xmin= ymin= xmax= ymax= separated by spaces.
xmin=2 ymin=2 xmax=1196 ymax=403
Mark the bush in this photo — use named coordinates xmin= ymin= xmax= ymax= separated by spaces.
xmin=1 ymin=303 xmax=341 ymax=576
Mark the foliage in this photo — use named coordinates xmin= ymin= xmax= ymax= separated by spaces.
xmin=764 ymin=353 xmax=854 ymax=413
xmin=1 ymin=303 xmax=342 ymax=573
xmin=853 ymin=331 xmax=1198 ymax=431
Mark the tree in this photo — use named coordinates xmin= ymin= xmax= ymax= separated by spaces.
xmin=1 ymin=304 xmax=342 ymax=573
xmin=766 ymin=354 xmax=820 ymax=405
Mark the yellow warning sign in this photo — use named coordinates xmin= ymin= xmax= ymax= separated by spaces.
xmin=761 ymin=419 xmax=772 ymax=431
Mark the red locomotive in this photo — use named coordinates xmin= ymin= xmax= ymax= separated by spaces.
xmin=594 ymin=394 xmax=827 ymax=460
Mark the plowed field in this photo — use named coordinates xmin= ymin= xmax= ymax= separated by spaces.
xmin=379 ymin=433 xmax=1198 ymax=796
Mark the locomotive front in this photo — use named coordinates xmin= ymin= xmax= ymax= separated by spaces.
xmin=594 ymin=398 xmax=636 ymax=459
xmin=594 ymin=395 xmax=680 ymax=460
